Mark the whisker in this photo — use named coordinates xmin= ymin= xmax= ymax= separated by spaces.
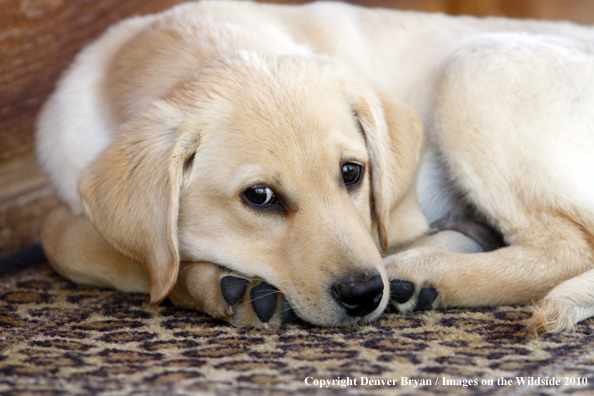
xmin=237 ymin=290 xmax=282 ymax=308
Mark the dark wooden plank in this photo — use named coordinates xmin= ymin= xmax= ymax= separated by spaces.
xmin=0 ymin=151 xmax=57 ymax=256
xmin=0 ymin=0 xmax=187 ymax=161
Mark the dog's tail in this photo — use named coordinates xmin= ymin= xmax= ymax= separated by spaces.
xmin=527 ymin=269 xmax=594 ymax=334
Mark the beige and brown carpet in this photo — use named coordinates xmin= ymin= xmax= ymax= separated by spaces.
xmin=1 ymin=259 xmax=593 ymax=395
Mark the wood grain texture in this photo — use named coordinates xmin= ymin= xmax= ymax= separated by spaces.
xmin=0 ymin=151 xmax=58 ymax=255
xmin=0 ymin=0 xmax=188 ymax=161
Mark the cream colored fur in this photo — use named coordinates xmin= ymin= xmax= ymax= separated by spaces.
xmin=36 ymin=1 xmax=594 ymax=333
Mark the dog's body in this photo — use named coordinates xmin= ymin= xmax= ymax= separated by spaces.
xmin=36 ymin=1 xmax=594 ymax=332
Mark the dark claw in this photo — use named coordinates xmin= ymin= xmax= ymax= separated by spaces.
xmin=220 ymin=276 xmax=250 ymax=306
xmin=280 ymin=296 xmax=297 ymax=325
xmin=416 ymin=287 xmax=438 ymax=311
xmin=389 ymin=280 xmax=416 ymax=304
xmin=250 ymin=281 xmax=278 ymax=323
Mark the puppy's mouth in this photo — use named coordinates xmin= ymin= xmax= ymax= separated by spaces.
xmin=282 ymin=272 xmax=388 ymax=327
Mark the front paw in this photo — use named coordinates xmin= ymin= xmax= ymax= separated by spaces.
xmin=389 ymin=279 xmax=439 ymax=313
xmin=223 ymin=276 xmax=297 ymax=329
xmin=169 ymin=262 xmax=296 ymax=329
xmin=384 ymin=249 xmax=441 ymax=313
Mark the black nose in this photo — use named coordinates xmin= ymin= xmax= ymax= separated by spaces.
xmin=331 ymin=273 xmax=384 ymax=317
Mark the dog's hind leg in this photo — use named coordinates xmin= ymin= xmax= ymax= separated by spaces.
xmin=386 ymin=33 xmax=594 ymax=331
xmin=41 ymin=205 xmax=151 ymax=293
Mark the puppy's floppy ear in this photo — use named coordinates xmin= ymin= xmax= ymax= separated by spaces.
xmin=78 ymin=104 xmax=200 ymax=303
xmin=344 ymin=87 xmax=423 ymax=250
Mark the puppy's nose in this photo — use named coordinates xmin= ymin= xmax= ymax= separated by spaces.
xmin=332 ymin=273 xmax=384 ymax=317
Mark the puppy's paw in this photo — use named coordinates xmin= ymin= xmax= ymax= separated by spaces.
xmin=384 ymin=249 xmax=441 ymax=313
xmin=224 ymin=277 xmax=297 ymax=329
xmin=389 ymin=279 xmax=439 ymax=313
xmin=169 ymin=262 xmax=296 ymax=329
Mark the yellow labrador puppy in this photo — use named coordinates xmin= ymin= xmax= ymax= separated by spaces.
xmin=36 ymin=1 xmax=594 ymax=333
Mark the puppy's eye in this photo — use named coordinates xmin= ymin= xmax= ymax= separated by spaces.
xmin=244 ymin=187 xmax=278 ymax=207
xmin=342 ymin=163 xmax=363 ymax=186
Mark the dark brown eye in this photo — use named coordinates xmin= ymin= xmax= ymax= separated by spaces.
xmin=342 ymin=163 xmax=363 ymax=186
xmin=244 ymin=187 xmax=278 ymax=207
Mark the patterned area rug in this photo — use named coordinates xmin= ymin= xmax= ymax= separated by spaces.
xmin=1 ymin=263 xmax=593 ymax=396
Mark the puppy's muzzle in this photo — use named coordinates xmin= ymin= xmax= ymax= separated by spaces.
xmin=332 ymin=273 xmax=384 ymax=317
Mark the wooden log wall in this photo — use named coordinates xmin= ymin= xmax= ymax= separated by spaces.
xmin=1 ymin=0 xmax=593 ymax=256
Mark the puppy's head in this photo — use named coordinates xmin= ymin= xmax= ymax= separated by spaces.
xmin=79 ymin=53 xmax=422 ymax=326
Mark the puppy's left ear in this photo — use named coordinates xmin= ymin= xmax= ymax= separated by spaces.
xmin=78 ymin=106 xmax=200 ymax=304
xmin=344 ymin=87 xmax=423 ymax=250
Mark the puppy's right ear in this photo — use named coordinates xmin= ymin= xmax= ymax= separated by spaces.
xmin=78 ymin=104 xmax=200 ymax=303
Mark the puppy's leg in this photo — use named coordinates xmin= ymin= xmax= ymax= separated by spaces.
xmin=528 ymin=269 xmax=594 ymax=334
xmin=385 ymin=215 xmax=594 ymax=314
xmin=169 ymin=263 xmax=295 ymax=329
xmin=43 ymin=206 xmax=293 ymax=328
xmin=42 ymin=205 xmax=150 ymax=293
